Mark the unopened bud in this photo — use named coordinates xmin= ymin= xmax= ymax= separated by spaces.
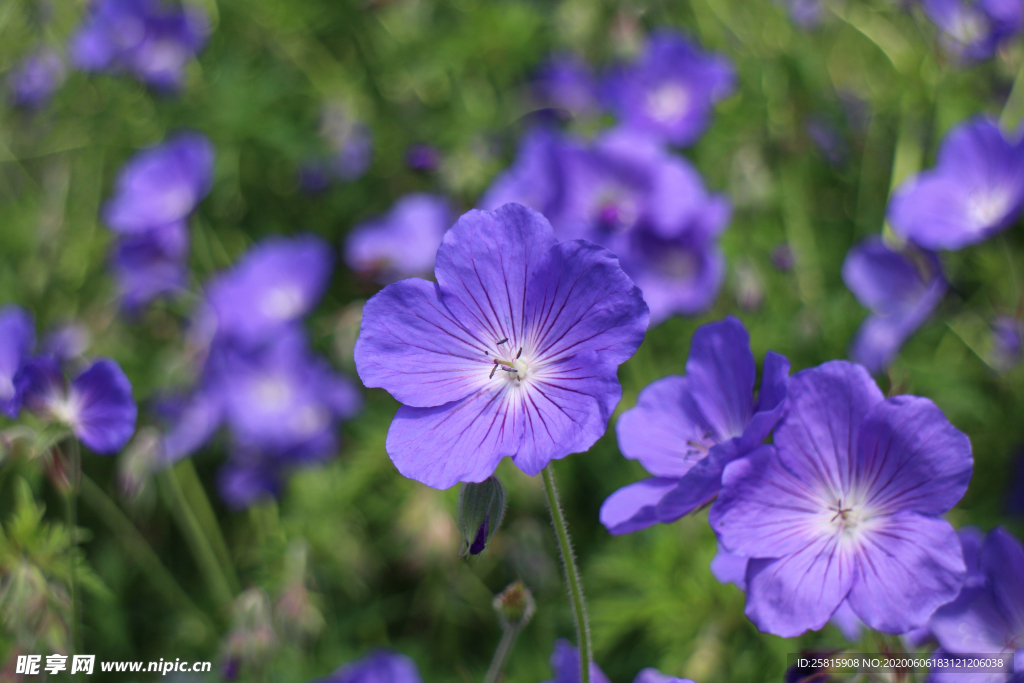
xmin=492 ymin=580 xmax=535 ymax=629
xmin=457 ymin=476 xmax=506 ymax=557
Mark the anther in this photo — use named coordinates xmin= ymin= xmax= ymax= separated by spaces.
xmin=516 ymin=347 xmax=523 ymax=359
xmin=497 ymin=338 xmax=508 ymax=346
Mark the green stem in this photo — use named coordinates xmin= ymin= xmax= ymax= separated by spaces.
xmin=482 ymin=624 xmax=520 ymax=683
xmin=159 ymin=466 xmax=235 ymax=611
xmin=175 ymin=459 xmax=240 ymax=594
xmin=65 ymin=441 xmax=81 ymax=656
xmin=541 ymin=465 xmax=590 ymax=683
xmin=78 ymin=475 xmax=216 ymax=634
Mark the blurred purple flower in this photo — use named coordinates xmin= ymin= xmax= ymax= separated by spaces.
xmin=992 ymin=316 xmax=1023 ymax=370
xmin=321 ymin=105 xmax=373 ymax=182
xmin=111 ymin=220 xmax=190 ymax=310
xmin=0 ymin=306 xmax=35 ymax=418
xmin=601 ymin=30 xmax=735 ymax=147
xmin=532 ymin=54 xmax=600 ymax=116
xmin=480 ymin=127 xmax=566 ymax=216
xmin=207 ymin=235 xmax=333 ymax=345
xmin=928 ymin=528 xmax=1024 ymax=683
xmin=405 ymin=144 xmax=440 ymax=172
xmin=70 ymin=0 xmax=209 ymax=91
xmin=7 ymin=48 xmax=65 ymax=110
xmin=805 ymin=117 xmax=847 ymax=166
xmin=785 ymin=0 xmax=824 ymax=27
xmin=710 ymin=360 xmax=972 ymax=637
xmin=345 ymin=194 xmax=452 ymax=284
xmin=41 ymin=323 xmax=90 ymax=364
xmin=354 ymin=203 xmax=648 ymax=489
xmin=922 ymin=0 xmax=1022 ymax=61
xmin=311 ymin=649 xmax=422 ymax=683
xmin=544 ymin=640 xmax=693 ymax=683
xmin=842 ymin=237 xmax=947 ymax=373
xmin=19 ymin=356 xmax=137 ymax=454
xmin=103 ymin=132 xmax=214 ymax=234
xmin=600 ymin=317 xmax=789 ymax=535
xmin=888 ymin=117 xmax=1024 ymax=250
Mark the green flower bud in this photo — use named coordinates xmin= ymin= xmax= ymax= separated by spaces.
xmin=456 ymin=476 xmax=506 ymax=557
xmin=493 ymin=580 xmax=535 ymax=629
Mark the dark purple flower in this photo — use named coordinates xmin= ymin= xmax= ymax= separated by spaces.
xmin=19 ymin=357 xmax=137 ymax=454
xmin=842 ymin=237 xmax=947 ymax=373
xmin=111 ymin=220 xmax=189 ymax=309
xmin=70 ymin=0 xmax=208 ymax=91
xmin=710 ymin=360 xmax=973 ymax=637
xmin=928 ymin=528 xmax=1024 ymax=683
xmin=601 ymin=317 xmax=788 ymax=534
xmin=354 ymin=203 xmax=648 ymax=489
xmin=207 ymin=236 xmax=333 ymax=345
xmin=7 ymin=48 xmax=65 ymax=110
xmin=544 ymin=640 xmax=693 ymax=683
xmin=405 ymin=144 xmax=440 ymax=172
xmin=103 ymin=132 xmax=214 ymax=234
xmin=344 ymin=194 xmax=453 ymax=284
xmin=922 ymin=0 xmax=1022 ymax=61
xmin=311 ymin=649 xmax=422 ymax=683
xmin=532 ymin=54 xmax=600 ymax=116
xmin=888 ymin=117 xmax=1024 ymax=251
xmin=0 ymin=306 xmax=35 ymax=418
xmin=601 ymin=30 xmax=734 ymax=146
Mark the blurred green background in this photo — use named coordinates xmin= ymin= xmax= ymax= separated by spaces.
xmin=2 ymin=0 xmax=1024 ymax=680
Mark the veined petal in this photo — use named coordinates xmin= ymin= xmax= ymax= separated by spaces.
xmin=847 ymin=512 xmax=965 ymax=634
xmin=69 ymin=359 xmax=138 ymax=454
xmin=684 ymin=316 xmax=756 ymax=440
xmin=599 ymin=477 xmax=679 ymax=535
xmin=434 ymin=204 xmax=558 ymax=349
xmin=656 ymin=440 xmax=740 ymax=522
xmin=355 ymin=278 xmax=490 ymax=408
xmin=856 ymin=396 xmax=972 ymax=516
xmin=525 ymin=239 xmax=648 ymax=367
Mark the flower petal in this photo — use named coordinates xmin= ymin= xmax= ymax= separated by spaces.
xmin=743 ymin=350 xmax=790 ymax=448
xmin=655 ymin=440 xmax=740 ymax=522
xmin=0 ymin=306 xmax=34 ymax=417
xmin=684 ymin=316 xmax=755 ymax=440
xmin=70 ymin=359 xmax=138 ymax=454
xmin=710 ymin=543 xmax=748 ymax=590
xmin=599 ymin=477 xmax=679 ymax=535
xmin=847 ymin=512 xmax=965 ymax=634
xmin=355 ymin=278 xmax=490 ymax=408
xmin=856 ymin=395 xmax=972 ymax=516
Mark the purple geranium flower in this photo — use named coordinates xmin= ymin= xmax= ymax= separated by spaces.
xmin=344 ymin=194 xmax=453 ymax=284
xmin=0 ymin=306 xmax=35 ymax=418
xmin=70 ymin=0 xmax=208 ymax=91
xmin=710 ymin=360 xmax=973 ymax=637
xmin=103 ymin=132 xmax=214 ymax=234
xmin=888 ymin=117 xmax=1024 ymax=251
xmin=928 ymin=528 xmax=1024 ymax=683
xmin=111 ymin=220 xmax=190 ymax=310
xmin=601 ymin=30 xmax=734 ymax=146
xmin=354 ymin=203 xmax=649 ymax=489
xmin=842 ymin=237 xmax=947 ymax=373
xmin=544 ymin=640 xmax=694 ymax=683
xmin=601 ymin=317 xmax=788 ymax=534
xmin=922 ymin=0 xmax=1022 ymax=61
xmin=311 ymin=649 xmax=422 ymax=683
xmin=532 ymin=54 xmax=600 ymax=117
xmin=7 ymin=48 xmax=65 ymax=110
xmin=480 ymin=127 xmax=566 ymax=216
xmin=18 ymin=357 xmax=137 ymax=454
xmin=207 ymin=235 xmax=334 ymax=345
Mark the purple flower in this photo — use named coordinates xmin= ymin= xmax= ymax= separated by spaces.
xmin=532 ymin=54 xmax=600 ymax=116
xmin=709 ymin=360 xmax=973 ymax=637
xmin=922 ymin=0 xmax=1022 ymax=61
xmin=991 ymin=316 xmax=1023 ymax=370
xmin=601 ymin=30 xmax=734 ymax=146
xmin=405 ymin=144 xmax=440 ymax=172
xmin=784 ymin=0 xmax=824 ymax=28
xmin=888 ymin=117 xmax=1024 ymax=251
xmin=70 ymin=0 xmax=209 ymax=91
xmin=354 ymin=203 xmax=648 ymax=489
xmin=103 ymin=132 xmax=214 ymax=234
xmin=0 ymin=306 xmax=35 ymax=418
xmin=480 ymin=127 xmax=566 ymax=216
xmin=19 ymin=357 xmax=137 ymax=454
xmin=344 ymin=194 xmax=453 ymax=284
xmin=842 ymin=237 xmax=947 ymax=373
xmin=928 ymin=528 xmax=1024 ymax=683
xmin=601 ymin=317 xmax=788 ymax=534
xmin=41 ymin=324 xmax=90 ymax=364
xmin=321 ymin=105 xmax=373 ymax=182
xmin=311 ymin=650 xmax=422 ymax=683
xmin=7 ymin=49 xmax=65 ymax=110
xmin=544 ymin=640 xmax=693 ymax=683
xmin=207 ymin=236 xmax=334 ymax=345
xmin=111 ymin=220 xmax=190 ymax=309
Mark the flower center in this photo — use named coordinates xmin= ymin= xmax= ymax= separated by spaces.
xmin=50 ymin=394 xmax=80 ymax=428
xmin=825 ymin=497 xmax=874 ymax=541
xmin=646 ymin=82 xmax=690 ymax=123
xmin=0 ymin=377 xmax=14 ymax=401
xmin=487 ymin=338 xmax=534 ymax=383
xmin=966 ymin=188 xmax=1012 ymax=229
xmin=949 ymin=9 xmax=987 ymax=45
xmin=262 ymin=285 xmax=305 ymax=320
xmin=254 ymin=376 xmax=293 ymax=410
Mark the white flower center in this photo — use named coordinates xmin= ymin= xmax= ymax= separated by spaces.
xmin=646 ymin=82 xmax=690 ymax=123
xmin=966 ymin=188 xmax=1012 ymax=229
xmin=821 ymin=495 xmax=877 ymax=543
xmin=487 ymin=339 xmax=536 ymax=384
xmin=949 ymin=9 xmax=987 ymax=45
xmin=262 ymin=285 xmax=305 ymax=320
xmin=0 ymin=377 xmax=14 ymax=401
xmin=291 ymin=405 xmax=329 ymax=436
xmin=254 ymin=376 xmax=292 ymax=410
xmin=50 ymin=393 xmax=80 ymax=428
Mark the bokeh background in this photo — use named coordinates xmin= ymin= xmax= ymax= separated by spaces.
xmin=2 ymin=0 xmax=1024 ymax=680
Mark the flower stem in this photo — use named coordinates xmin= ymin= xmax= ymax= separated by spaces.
xmin=1000 ymin=60 xmax=1024 ymax=133
xmin=175 ymin=459 xmax=240 ymax=594
xmin=482 ymin=623 xmax=520 ymax=683
xmin=541 ymin=465 xmax=590 ymax=683
xmin=65 ymin=440 xmax=81 ymax=656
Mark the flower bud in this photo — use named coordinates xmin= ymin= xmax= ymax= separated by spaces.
xmin=456 ymin=476 xmax=506 ymax=557
xmin=492 ymin=580 xmax=535 ymax=629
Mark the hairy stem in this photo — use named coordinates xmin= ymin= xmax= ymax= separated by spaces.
xmin=541 ymin=465 xmax=590 ymax=683
xmin=482 ymin=624 xmax=520 ymax=683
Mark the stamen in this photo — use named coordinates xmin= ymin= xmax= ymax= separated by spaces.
xmin=516 ymin=347 xmax=523 ymax=359
xmin=497 ymin=338 xmax=508 ymax=346
xmin=489 ymin=363 xmax=498 ymax=379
